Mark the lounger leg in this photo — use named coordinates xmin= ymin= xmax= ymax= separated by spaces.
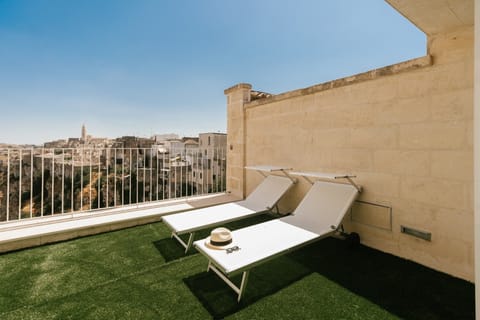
xmin=274 ymin=204 xmax=279 ymax=214
xmin=172 ymin=232 xmax=195 ymax=253
xmin=185 ymin=232 xmax=195 ymax=253
xmin=238 ymin=271 xmax=250 ymax=302
xmin=208 ymin=263 xmax=250 ymax=302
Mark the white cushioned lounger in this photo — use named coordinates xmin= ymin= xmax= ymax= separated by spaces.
xmin=162 ymin=166 xmax=295 ymax=252
xmin=194 ymin=177 xmax=360 ymax=302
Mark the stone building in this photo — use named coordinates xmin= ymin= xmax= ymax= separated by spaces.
xmin=81 ymin=124 xmax=87 ymax=142
xmin=193 ymin=133 xmax=227 ymax=193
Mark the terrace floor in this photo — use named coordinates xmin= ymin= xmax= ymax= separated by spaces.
xmin=0 ymin=215 xmax=474 ymax=320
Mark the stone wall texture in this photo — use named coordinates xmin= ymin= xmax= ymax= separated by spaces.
xmin=225 ymin=26 xmax=474 ymax=281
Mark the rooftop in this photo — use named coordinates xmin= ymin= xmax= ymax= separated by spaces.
xmin=0 ymin=214 xmax=474 ymax=319
xmin=0 ymin=1 xmax=476 ymax=317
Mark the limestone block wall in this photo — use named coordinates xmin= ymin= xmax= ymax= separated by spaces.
xmin=225 ymin=26 xmax=474 ymax=281
xmin=225 ymin=83 xmax=251 ymax=199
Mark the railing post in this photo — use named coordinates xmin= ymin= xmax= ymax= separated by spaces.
xmin=114 ymin=148 xmax=117 ymax=207
xmin=106 ymin=148 xmax=109 ymax=207
xmin=129 ymin=148 xmax=132 ymax=205
xmin=80 ymin=148 xmax=84 ymax=211
xmin=89 ymin=148 xmax=92 ymax=210
xmin=150 ymin=148 xmax=153 ymax=201
xmin=6 ymin=148 xmax=10 ymax=221
xmin=156 ymin=149 xmax=159 ymax=201
xmin=136 ymin=149 xmax=139 ymax=204
xmin=19 ymin=149 xmax=22 ymax=219
xmin=121 ymin=148 xmax=125 ymax=206
xmin=162 ymin=150 xmax=166 ymax=200
xmin=70 ymin=148 xmax=74 ymax=212
xmin=62 ymin=149 xmax=65 ymax=213
xmin=51 ymin=148 xmax=54 ymax=215
xmin=143 ymin=148 xmax=146 ymax=202
xmin=98 ymin=149 xmax=101 ymax=209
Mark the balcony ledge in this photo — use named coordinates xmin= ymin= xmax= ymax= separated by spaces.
xmin=0 ymin=193 xmax=238 ymax=253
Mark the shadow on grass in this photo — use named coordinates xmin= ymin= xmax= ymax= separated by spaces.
xmin=153 ymin=214 xmax=278 ymax=262
xmin=184 ymin=236 xmax=474 ymax=320
xmin=152 ymin=237 xmax=197 ymax=262
xmin=289 ymin=237 xmax=475 ymax=320
xmin=184 ymin=255 xmax=311 ymax=319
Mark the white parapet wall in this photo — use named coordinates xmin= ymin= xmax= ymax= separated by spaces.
xmin=0 ymin=193 xmax=237 ymax=253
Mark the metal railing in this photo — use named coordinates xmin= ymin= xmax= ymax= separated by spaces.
xmin=0 ymin=147 xmax=227 ymax=223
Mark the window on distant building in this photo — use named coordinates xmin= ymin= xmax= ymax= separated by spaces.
xmin=208 ymin=136 xmax=211 ymax=145
xmin=200 ymin=172 xmax=202 ymax=179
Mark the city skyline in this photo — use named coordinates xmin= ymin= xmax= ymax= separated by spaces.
xmin=0 ymin=0 xmax=426 ymax=144
xmin=44 ymin=123 xmax=223 ymax=143
xmin=0 ymin=121 xmax=226 ymax=146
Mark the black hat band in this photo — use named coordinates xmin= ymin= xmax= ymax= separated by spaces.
xmin=210 ymin=239 xmax=232 ymax=246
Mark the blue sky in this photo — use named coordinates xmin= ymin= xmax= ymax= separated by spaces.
xmin=0 ymin=0 xmax=426 ymax=145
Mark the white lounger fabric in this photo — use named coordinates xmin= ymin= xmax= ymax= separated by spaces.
xmin=194 ymin=219 xmax=318 ymax=274
xmin=238 ymin=174 xmax=295 ymax=212
xmin=162 ymin=174 xmax=294 ymax=235
xmin=194 ymin=181 xmax=359 ymax=275
xmin=162 ymin=202 xmax=256 ymax=234
xmin=281 ymin=181 xmax=358 ymax=234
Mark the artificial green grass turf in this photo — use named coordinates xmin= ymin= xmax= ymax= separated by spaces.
xmin=0 ymin=222 xmax=211 ymax=320
xmin=228 ymin=273 xmax=401 ymax=320
xmin=0 ymin=218 xmax=474 ymax=319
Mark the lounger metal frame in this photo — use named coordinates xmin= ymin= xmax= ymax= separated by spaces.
xmin=164 ymin=165 xmax=296 ymax=252
xmin=194 ymin=172 xmax=362 ymax=301
xmin=167 ymin=201 xmax=279 ymax=253
xmin=198 ymin=231 xmax=332 ymax=301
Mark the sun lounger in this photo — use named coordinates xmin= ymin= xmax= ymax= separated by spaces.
xmin=162 ymin=166 xmax=296 ymax=252
xmin=193 ymin=172 xmax=361 ymax=301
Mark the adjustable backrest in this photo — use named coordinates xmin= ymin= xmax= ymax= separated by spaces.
xmin=281 ymin=181 xmax=359 ymax=235
xmin=240 ymin=175 xmax=294 ymax=212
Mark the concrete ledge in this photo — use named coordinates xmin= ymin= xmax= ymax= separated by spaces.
xmin=0 ymin=193 xmax=239 ymax=253
xmin=245 ymin=55 xmax=433 ymax=108
xmin=224 ymin=83 xmax=252 ymax=94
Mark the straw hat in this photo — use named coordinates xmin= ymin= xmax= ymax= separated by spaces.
xmin=205 ymin=227 xmax=233 ymax=250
